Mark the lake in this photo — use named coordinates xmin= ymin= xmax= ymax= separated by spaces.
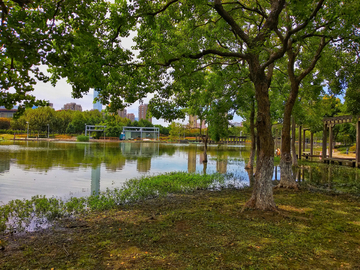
xmin=1 ymin=141 xmax=359 ymax=205
xmin=0 ymin=141 xmax=251 ymax=204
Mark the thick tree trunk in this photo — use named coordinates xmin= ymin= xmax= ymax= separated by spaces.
xmin=277 ymin=96 xmax=299 ymax=189
xmin=245 ymin=99 xmax=256 ymax=169
xmin=291 ymin=116 xmax=298 ymax=166
xmin=244 ymin=71 xmax=276 ymax=211
xmin=202 ymin=130 xmax=208 ymax=163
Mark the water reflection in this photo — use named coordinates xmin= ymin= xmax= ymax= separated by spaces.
xmin=188 ymin=147 xmax=197 ymax=173
xmin=91 ymin=165 xmax=100 ymax=195
xmin=4 ymin=141 xmax=358 ymax=202
xmin=295 ymin=164 xmax=360 ymax=195
xmin=0 ymin=142 xmax=248 ymax=203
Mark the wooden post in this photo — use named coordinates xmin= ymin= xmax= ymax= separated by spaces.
xmin=322 ymin=123 xmax=327 ymax=160
xmin=303 ymin=129 xmax=306 ymax=153
xmin=357 ymin=120 xmax=360 ymax=167
xmin=329 ymin=124 xmax=333 ymax=158
xmin=310 ymin=132 xmax=314 ymax=156
xmin=298 ymin=126 xmax=302 ymax=160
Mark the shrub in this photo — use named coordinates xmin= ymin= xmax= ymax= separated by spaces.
xmin=349 ymin=145 xmax=356 ymax=152
xmin=77 ymin=135 xmax=89 ymax=142
xmin=0 ymin=118 xmax=11 ymax=129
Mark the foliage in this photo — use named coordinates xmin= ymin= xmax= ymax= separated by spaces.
xmin=76 ymin=135 xmax=89 ymax=142
xmin=138 ymin=119 xmax=153 ymax=127
xmin=0 ymin=118 xmax=11 ymax=129
xmin=155 ymin=124 xmax=169 ymax=136
xmin=168 ymin=122 xmax=183 ymax=142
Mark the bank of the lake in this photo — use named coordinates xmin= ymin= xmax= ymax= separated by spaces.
xmin=1 ymin=188 xmax=359 ymax=269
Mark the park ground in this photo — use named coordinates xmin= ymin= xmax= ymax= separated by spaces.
xmin=1 ymin=188 xmax=360 ymax=269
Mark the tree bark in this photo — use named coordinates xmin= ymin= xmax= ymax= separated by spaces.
xmin=277 ymin=37 xmax=326 ymax=189
xmin=245 ymin=99 xmax=256 ymax=169
xmin=291 ymin=116 xmax=298 ymax=166
xmin=202 ymin=129 xmax=208 ymax=163
xmin=244 ymin=63 xmax=276 ymax=211
xmin=277 ymin=85 xmax=299 ymax=189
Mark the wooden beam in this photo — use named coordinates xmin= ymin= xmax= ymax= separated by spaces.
xmin=303 ymin=129 xmax=306 ymax=153
xmin=322 ymin=124 xmax=327 ymax=160
xmin=310 ymin=132 xmax=314 ymax=156
xmin=329 ymin=125 xmax=333 ymax=158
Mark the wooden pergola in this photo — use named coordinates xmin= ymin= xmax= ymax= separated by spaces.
xmin=322 ymin=115 xmax=360 ymax=167
xmin=272 ymin=115 xmax=360 ymax=167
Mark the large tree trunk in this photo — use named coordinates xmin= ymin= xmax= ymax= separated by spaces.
xmin=202 ymin=129 xmax=208 ymax=163
xmin=244 ymin=68 xmax=276 ymax=211
xmin=245 ymin=99 xmax=256 ymax=169
xmin=291 ymin=116 xmax=298 ymax=166
xmin=277 ymin=91 xmax=299 ymax=189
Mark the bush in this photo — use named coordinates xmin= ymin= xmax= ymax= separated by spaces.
xmin=0 ymin=118 xmax=11 ymax=129
xmin=77 ymin=135 xmax=89 ymax=142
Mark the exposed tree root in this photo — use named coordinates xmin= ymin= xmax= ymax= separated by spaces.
xmin=241 ymin=198 xmax=278 ymax=213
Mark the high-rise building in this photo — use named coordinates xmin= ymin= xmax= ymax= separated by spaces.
xmin=138 ymin=104 xmax=152 ymax=123
xmin=189 ymin=115 xmax=198 ymax=128
xmin=63 ymin=102 xmax=82 ymax=112
xmin=93 ymin=89 xmax=102 ymax=111
xmin=127 ymin=113 xmax=135 ymax=122
xmin=201 ymin=120 xmax=206 ymax=129
xmin=118 ymin=109 xmax=127 ymax=118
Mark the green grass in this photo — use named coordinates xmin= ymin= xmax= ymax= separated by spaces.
xmin=1 ymin=188 xmax=360 ymax=269
xmin=0 ymin=134 xmax=14 ymax=140
xmin=76 ymin=135 xmax=90 ymax=142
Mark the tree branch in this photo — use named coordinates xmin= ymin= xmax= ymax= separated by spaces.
xmin=161 ymin=49 xmax=245 ymax=66
xmin=297 ymin=37 xmax=328 ymax=82
xmin=287 ymin=0 xmax=325 ymax=37
xmin=143 ymin=0 xmax=179 ymax=16
xmin=213 ymin=0 xmax=250 ymax=45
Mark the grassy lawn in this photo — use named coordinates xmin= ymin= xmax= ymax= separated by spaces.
xmin=1 ymin=188 xmax=359 ymax=269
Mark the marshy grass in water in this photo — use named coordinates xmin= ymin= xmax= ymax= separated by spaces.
xmin=0 ymin=172 xmax=226 ymax=233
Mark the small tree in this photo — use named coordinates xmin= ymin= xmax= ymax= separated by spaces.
xmin=169 ymin=122 xmax=182 ymax=142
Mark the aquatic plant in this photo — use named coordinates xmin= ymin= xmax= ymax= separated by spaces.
xmin=0 ymin=172 xmax=226 ymax=233
xmin=76 ymin=135 xmax=89 ymax=142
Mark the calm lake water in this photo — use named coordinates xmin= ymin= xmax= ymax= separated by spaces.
xmin=1 ymin=141 xmax=359 ymax=204
xmin=0 ymin=141 xmax=251 ymax=204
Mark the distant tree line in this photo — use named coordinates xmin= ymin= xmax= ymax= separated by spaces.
xmin=1 ymin=107 xmax=170 ymax=138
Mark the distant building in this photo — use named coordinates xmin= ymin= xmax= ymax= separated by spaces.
xmin=93 ymin=89 xmax=102 ymax=111
xmin=63 ymin=102 xmax=82 ymax=112
xmin=118 ymin=109 xmax=127 ymax=118
xmin=189 ymin=115 xmax=198 ymax=128
xmin=201 ymin=120 xmax=206 ymax=129
xmin=0 ymin=108 xmax=17 ymax=118
xmin=232 ymin=122 xmax=243 ymax=127
xmin=127 ymin=113 xmax=135 ymax=122
xmin=138 ymin=104 xmax=152 ymax=123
